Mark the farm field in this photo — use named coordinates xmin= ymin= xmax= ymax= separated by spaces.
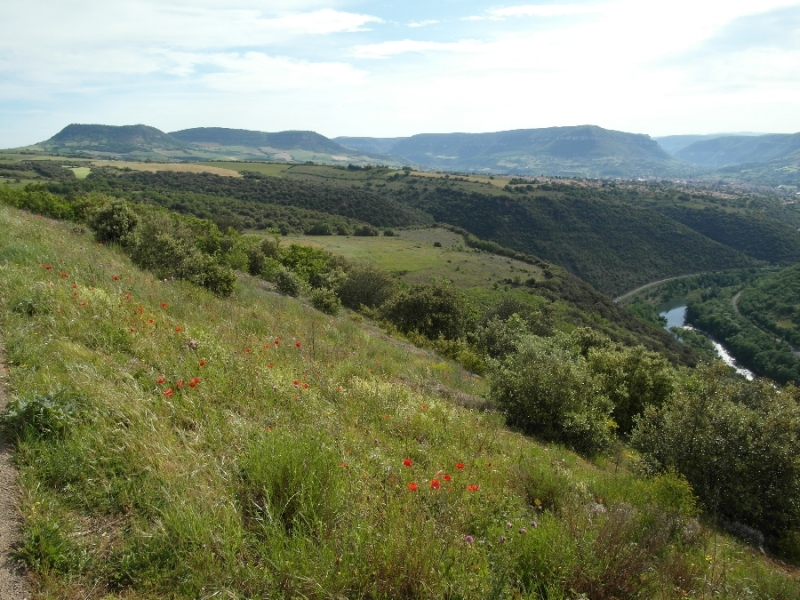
xmin=91 ymin=160 xmax=242 ymax=177
xmin=284 ymin=227 xmax=544 ymax=288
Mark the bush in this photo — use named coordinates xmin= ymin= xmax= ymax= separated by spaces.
xmin=273 ymin=267 xmax=303 ymax=297
xmin=490 ymin=333 xmax=614 ymax=455
xmin=305 ymin=222 xmax=332 ymax=235
xmin=336 ymin=263 xmax=396 ymax=310
xmin=380 ymin=280 xmax=467 ymax=340
xmin=0 ymin=186 xmax=77 ymax=221
xmin=88 ymin=199 xmax=138 ymax=243
xmin=383 ymin=228 xmax=395 ymax=236
xmin=353 ymin=224 xmax=378 ymax=236
xmin=3 ymin=391 xmax=82 ymax=440
xmin=631 ymin=365 xmax=800 ymax=548
xmin=310 ymin=287 xmax=341 ymax=315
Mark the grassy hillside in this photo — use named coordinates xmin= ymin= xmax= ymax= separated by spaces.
xmin=2 ymin=204 xmax=799 ymax=598
xmin=30 ymin=124 xmax=192 ymax=159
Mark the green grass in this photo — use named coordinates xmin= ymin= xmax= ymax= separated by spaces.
xmin=1 ymin=205 xmax=798 ymax=598
xmin=195 ymin=161 xmax=292 ymax=177
xmin=284 ymin=227 xmax=543 ymax=288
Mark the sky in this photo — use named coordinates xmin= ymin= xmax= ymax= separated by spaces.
xmin=2 ymin=0 xmax=800 ymax=147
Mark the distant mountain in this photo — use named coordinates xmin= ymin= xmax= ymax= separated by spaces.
xmin=171 ymin=127 xmax=347 ymax=154
xmin=34 ymin=124 xmax=189 ymax=157
xmin=676 ymin=133 xmax=800 ymax=167
xmin=655 ymin=133 xmax=766 ymax=156
xmin=335 ymin=137 xmax=409 ymax=154
xmin=335 ymin=126 xmax=684 ymax=177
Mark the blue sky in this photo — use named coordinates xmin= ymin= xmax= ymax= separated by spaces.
xmin=2 ymin=1 xmax=800 ymax=147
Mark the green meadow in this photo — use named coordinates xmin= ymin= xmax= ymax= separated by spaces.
xmin=285 ymin=228 xmax=544 ymax=288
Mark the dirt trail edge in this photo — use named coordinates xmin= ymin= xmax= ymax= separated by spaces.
xmin=0 ymin=338 xmax=29 ymax=600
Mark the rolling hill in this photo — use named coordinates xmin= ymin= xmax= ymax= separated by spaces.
xmin=335 ymin=125 xmax=686 ymax=177
xmin=676 ymin=132 xmax=800 ymax=167
xmin=30 ymin=123 xmax=191 ymax=158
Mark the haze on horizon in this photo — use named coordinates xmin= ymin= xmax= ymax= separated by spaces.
xmin=2 ymin=0 xmax=800 ymax=149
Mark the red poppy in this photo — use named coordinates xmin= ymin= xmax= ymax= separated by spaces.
xmin=274 ymin=340 xmax=280 ymax=346
xmin=337 ymin=386 xmax=343 ymax=392
xmin=430 ymin=479 xmax=441 ymax=490
xmin=191 ymin=377 xmax=200 ymax=384
xmin=112 ymin=275 xmax=119 ymax=281
xmin=148 ymin=319 xmax=154 ymax=324
xmin=403 ymin=458 xmax=413 ymax=467
xmin=267 ymin=364 xmax=273 ymax=369
xmin=129 ymin=328 xmax=136 ymax=333
xmin=456 ymin=463 xmax=465 ymax=470
xmin=177 ymin=380 xmax=184 ymax=388
xmin=295 ymin=341 xmax=301 ymax=348
xmin=188 ymin=380 xmax=197 ymax=388
xmin=60 ymin=273 xmax=68 ymax=278
xmin=444 ymin=474 xmax=452 ymax=482
xmin=161 ymin=302 xmax=168 ymax=308
xmin=199 ymin=359 xmax=206 ymax=366
xmin=245 ymin=348 xmax=251 ymax=353
xmin=175 ymin=326 xmax=182 ymax=332
xmin=157 ymin=376 xmax=165 ymax=384
xmin=71 ymin=283 xmax=77 ymax=288
xmin=124 ymin=294 xmax=131 ymax=300
xmin=341 ymin=462 xmax=348 ymax=468
xmin=73 ymin=292 xmax=78 ymax=296
xmin=163 ymin=388 xmax=173 ymax=397
xmin=421 ymin=404 xmax=427 ymax=410
xmin=407 ymin=482 xmax=418 ymax=491
xmin=45 ymin=265 xmax=53 ymax=270
xmin=294 ymin=379 xmax=300 ymax=385
xmin=80 ymin=301 xmax=86 ymax=306
xmin=466 ymin=484 xmax=480 ymax=492
xmin=302 ymin=383 xmax=308 ymax=389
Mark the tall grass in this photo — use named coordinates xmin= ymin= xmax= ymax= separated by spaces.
xmin=0 ymin=205 xmax=797 ymax=598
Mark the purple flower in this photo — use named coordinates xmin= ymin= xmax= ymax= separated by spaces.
xmin=506 ymin=522 xmax=513 ymax=528
xmin=531 ymin=520 xmax=538 ymax=529
xmin=499 ymin=535 xmax=506 ymax=543
xmin=519 ymin=528 xmax=527 ymax=534
xmin=464 ymin=535 xmax=474 ymax=544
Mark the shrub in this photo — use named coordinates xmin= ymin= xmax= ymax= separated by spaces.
xmin=383 ymin=228 xmax=395 ymax=236
xmin=353 ymin=224 xmax=378 ymax=236
xmin=88 ymin=199 xmax=138 ymax=243
xmin=3 ymin=390 xmax=82 ymax=440
xmin=0 ymin=186 xmax=76 ymax=221
xmin=490 ymin=333 xmax=614 ymax=455
xmin=273 ymin=267 xmax=303 ymax=297
xmin=336 ymin=263 xmax=396 ymax=310
xmin=305 ymin=222 xmax=332 ymax=235
xmin=631 ymin=364 xmax=800 ymax=548
xmin=380 ymin=280 xmax=467 ymax=340
xmin=310 ymin=287 xmax=341 ymax=315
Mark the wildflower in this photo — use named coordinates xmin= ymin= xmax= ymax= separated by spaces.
xmin=294 ymin=379 xmax=300 ymax=386
xmin=421 ymin=404 xmax=427 ymax=410
xmin=112 ymin=275 xmax=119 ymax=281
xmin=534 ymin=498 xmax=542 ymax=507
xmin=71 ymin=283 xmax=77 ymax=288
xmin=129 ymin=328 xmax=136 ymax=333
xmin=506 ymin=522 xmax=513 ymax=529
xmin=163 ymin=388 xmax=173 ymax=397
xmin=148 ymin=318 xmax=154 ymax=324
xmin=403 ymin=458 xmax=413 ymax=467
xmin=161 ymin=302 xmax=168 ymax=308
xmin=337 ymin=386 xmax=343 ymax=392
xmin=384 ymin=414 xmax=391 ymax=419
xmin=444 ymin=474 xmax=452 ymax=482
xmin=519 ymin=528 xmax=527 ymax=534
xmin=295 ymin=341 xmax=301 ymax=348
xmin=175 ymin=326 xmax=182 ymax=332
xmin=530 ymin=520 xmax=538 ymax=529
xmin=499 ymin=535 xmax=506 ymax=543
xmin=466 ymin=484 xmax=480 ymax=492
xmin=60 ymin=272 xmax=68 ymax=278
xmin=456 ymin=462 xmax=464 ymax=470
xmin=407 ymin=482 xmax=418 ymax=491
xmin=157 ymin=377 xmax=165 ymax=384
xmin=245 ymin=348 xmax=251 ymax=353
xmin=124 ymin=294 xmax=131 ymax=300
xmin=199 ymin=359 xmax=206 ymax=366
xmin=340 ymin=462 xmax=348 ymax=468
xmin=274 ymin=340 xmax=280 ymax=346
xmin=73 ymin=292 xmax=79 ymax=296
xmin=267 ymin=364 xmax=273 ymax=369
xmin=177 ymin=380 xmax=184 ymax=388
xmin=302 ymin=382 xmax=308 ymax=389
xmin=464 ymin=535 xmax=474 ymax=544
xmin=80 ymin=301 xmax=86 ymax=306
xmin=191 ymin=377 xmax=200 ymax=384
xmin=272 ymin=385 xmax=278 ymax=391
xmin=430 ymin=479 xmax=441 ymax=490
xmin=188 ymin=340 xmax=197 ymax=349
xmin=45 ymin=265 xmax=53 ymax=270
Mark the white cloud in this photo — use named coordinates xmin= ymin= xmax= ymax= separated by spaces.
xmin=199 ymin=53 xmax=367 ymax=92
xmin=487 ymin=4 xmax=598 ymax=18
xmin=350 ymin=39 xmax=480 ymax=59
xmin=408 ymin=20 xmax=440 ymax=28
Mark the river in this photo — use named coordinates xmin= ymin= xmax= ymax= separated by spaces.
xmin=658 ymin=302 xmax=755 ymax=380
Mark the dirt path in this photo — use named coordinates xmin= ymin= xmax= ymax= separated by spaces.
xmin=613 ymin=274 xmax=701 ymax=304
xmin=0 ymin=339 xmax=29 ymax=600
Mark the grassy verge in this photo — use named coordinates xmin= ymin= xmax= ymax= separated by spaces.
xmin=0 ymin=206 xmax=798 ymax=598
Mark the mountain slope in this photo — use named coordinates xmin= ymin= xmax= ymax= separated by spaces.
xmin=34 ymin=124 xmax=189 ymax=156
xmin=676 ymin=132 xmax=800 ymax=167
xmin=171 ymin=127 xmax=348 ymax=154
xmin=654 ymin=133 xmax=766 ymax=155
xmin=337 ymin=125 xmax=684 ymax=177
